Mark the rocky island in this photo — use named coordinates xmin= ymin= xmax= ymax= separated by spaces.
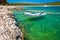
xmin=0 ymin=5 xmax=23 ymax=40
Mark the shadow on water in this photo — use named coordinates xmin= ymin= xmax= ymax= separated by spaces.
xmin=28 ymin=16 xmax=46 ymax=21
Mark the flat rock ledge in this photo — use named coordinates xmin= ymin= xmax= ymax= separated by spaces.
xmin=0 ymin=6 xmax=23 ymax=40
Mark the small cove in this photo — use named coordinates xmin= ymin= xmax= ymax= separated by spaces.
xmin=13 ymin=6 xmax=60 ymax=40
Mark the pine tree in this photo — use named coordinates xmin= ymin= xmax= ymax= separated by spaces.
xmin=0 ymin=0 xmax=8 ymax=5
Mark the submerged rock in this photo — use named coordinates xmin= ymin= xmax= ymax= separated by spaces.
xmin=0 ymin=6 xmax=23 ymax=40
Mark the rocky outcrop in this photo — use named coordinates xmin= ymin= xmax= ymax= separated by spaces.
xmin=0 ymin=5 xmax=23 ymax=10
xmin=0 ymin=6 xmax=23 ymax=40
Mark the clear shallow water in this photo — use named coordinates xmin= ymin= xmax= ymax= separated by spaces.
xmin=13 ymin=6 xmax=60 ymax=40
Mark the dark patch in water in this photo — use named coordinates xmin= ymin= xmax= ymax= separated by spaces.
xmin=28 ymin=16 xmax=46 ymax=21
xmin=24 ymin=37 xmax=28 ymax=40
xmin=52 ymin=21 xmax=60 ymax=30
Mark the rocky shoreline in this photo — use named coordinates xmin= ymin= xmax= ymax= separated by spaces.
xmin=0 ymin=6 xmax=23 ymax=40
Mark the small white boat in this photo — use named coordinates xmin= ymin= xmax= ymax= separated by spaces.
xmin=24 ymin=12 xmax=47 ymax=17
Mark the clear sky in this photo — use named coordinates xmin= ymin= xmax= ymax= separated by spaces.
xmin=7 ymin=0 xmax=60 ymax=4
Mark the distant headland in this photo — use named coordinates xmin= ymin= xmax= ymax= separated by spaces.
xmin=0 ymin=0 xmax=60 ymax=6
xmin=8 ymin=2 xmax=60 ymax=6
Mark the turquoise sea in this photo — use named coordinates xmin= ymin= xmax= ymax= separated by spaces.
xmin=13 ymin=6 xmax=60 ymax=40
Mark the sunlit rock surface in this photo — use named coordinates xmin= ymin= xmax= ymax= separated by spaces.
xmin=0 ymin=6 xmax=23 ymax=40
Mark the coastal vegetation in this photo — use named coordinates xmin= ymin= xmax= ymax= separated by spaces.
xmin=45 ymin=2 xmax=60 ymax=5
xmin=0 ymin=0 xmax=8 ymax=5
xmin=0 ymin=0 xmax=60 ymax=5
xmin=7 ymin=2 xmax=60 ymax=5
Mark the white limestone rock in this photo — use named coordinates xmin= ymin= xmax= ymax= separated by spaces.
xmin=0 ymin=6 xmax=23 ymax=40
